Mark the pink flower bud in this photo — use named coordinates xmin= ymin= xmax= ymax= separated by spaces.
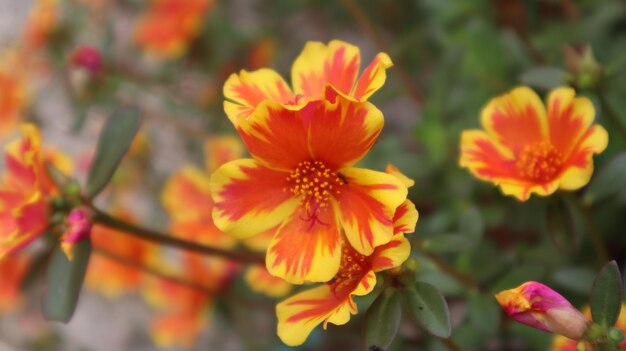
xmin=69 ymin=45 xmax=103 ymax=73
xmin=495 ymin=281 xmax=590 ymax=340
xmin=60 ymin=207 xmax=93 ymax=260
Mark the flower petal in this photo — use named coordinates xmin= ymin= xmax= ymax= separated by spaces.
xmin=393 ymin=200 xmax=418 ymax=235
xmin=210 ymin=159 xmax=299 ymax=239
xmin=236 ymin=102 xmax=311 ymax=171
xmin=558 ymin=124 xmax=608 ymax=190
xmin=276 ymin=284 xmax=354 ymax=346
xmin=292 ymin=40 xmax=360 ymax=99
xmin=352 ymin=52 xmax=393 ymax=100
xmin=371 ymin=234 xmax=411 ymax=271
xmin=547 ymin=88 xmax=595 ymax=153
xmin=204 ymin=135 xmax=244 ymax=173
xmin=0 ymin=253 xmax=28 ymax=312
xmin=386 ymin=164 xmax=415 ymax=188
xmin=276 ymin=269 xmax=377 ymax=346
xmin=223 ymin=69 xmax=295 ymax=123
xmin=308 ymin=96 xmax=383 ymax=170
xmin=266 ymin=208 xmax=341 ymax=284
xmin=481 ymin=86 xmax=548 ymax=153
xmin=335 ymin=168 xmax=407 ymax=255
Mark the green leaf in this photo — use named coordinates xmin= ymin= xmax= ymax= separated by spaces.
xmin=85 ymin=106 xmax=141 ymax=198
xmin=43 ymin=240 xmax=92 ymax=323
xmin=584 ymin=152 xmax=626 ymax=205
xmin=591 ymin=261 xmax=623 ymax=328
xmin=364 ymin=287 xmax=402 ymax=351
xmin=467 ymin=292 xmax=500 ymax=335
xmin=402 ymin=281 xmax=451 ymax=338
xmin=519 ymin=67 xmax=567 ymax=90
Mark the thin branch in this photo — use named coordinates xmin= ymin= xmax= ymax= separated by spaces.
xmin=566 ymin=194 xmax=609 ymax=265
xmin=440 ymin=338 xmax=465 ymax=351
xmin=413 ymin=239 xmax=479 ymax=291
xmin=91 ymin=208 xmax=266 ymax=266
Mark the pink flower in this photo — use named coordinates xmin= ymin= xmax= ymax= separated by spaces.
xmin=60 ymin=207 xmax=93 ymax=260
xmin=495 ymin=281 xmax=590 ymax=339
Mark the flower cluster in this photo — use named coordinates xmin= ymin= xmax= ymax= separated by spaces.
xmin=210 ymin=39 xmax=418 ymax=346
xmin=0 ymin=125 xmax=72 ymax=259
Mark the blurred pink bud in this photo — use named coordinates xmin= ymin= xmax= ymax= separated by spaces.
xmin=495 ymin=281 xmax=590 ymax=340
xmin=70 ymin=45 xmax=103 ymax=73
xmin=61 ymin=207 xmax=93 ymax=260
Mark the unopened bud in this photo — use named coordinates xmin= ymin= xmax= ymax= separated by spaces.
xmin=70 ymin=45 xmax=103 ymax=73
xmin=495 ymin=282 xmax=590 ymax=339
xmin=60 ymin=207 xmax=93 ymax=260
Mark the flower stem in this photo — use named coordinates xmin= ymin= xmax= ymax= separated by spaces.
xmin=440 ymin=338 xmax=464 ymax=351
xmin=567 ymin=194 xmax=609 ymax=265
xmin=413 ymin=239 xmax=479 ymax=292
xmin=91 ymin=208 xmax=265 ymax=265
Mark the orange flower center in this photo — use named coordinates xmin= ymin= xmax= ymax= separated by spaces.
xmin=515 ymin=141 xmax=563 ymax=182
xmin=329 ymin=243 xmax=370 ymax=296
xmin=286 ymin=161 xmax=345 ymax=226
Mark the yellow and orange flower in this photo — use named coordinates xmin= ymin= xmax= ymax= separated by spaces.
xmin=0 ymin=50 xmax=28 ymax=137
xmin=550 ymin=304 xmax=626 ymax=350
xmin=223 ymin=39 xmax=393 ymax=124
xmin=0 ymin=125 xmax=71 ymax=259
xmin=0 ymin=253 xmax=28 ymax=312
xmin=273 ymin=163 xmax=417 ymax=345
xmin=134 ymin=0 xmax=212 ymax=59
xmin=276 ymin=231 xmax=413 ymax=346
xmin=460 ymin=86 xmax=608 ymax=201
xmin=210 ymin=95 xmax=408 ymax=284
xmin=85 ymin=215 xmax=157 ymax=298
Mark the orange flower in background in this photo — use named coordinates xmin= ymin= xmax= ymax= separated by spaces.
xmin=85 ymin=214 xmax=157 ymax=298
xmin=144 ymin=275 xmax=212 ymax=349
xmin=0 ymin=125 xmax=71 ymax=259
xmin=247 ymin=37 xmax=277 ymax=70
xmin=276 ymin=232 xmax=412 ymax=346
xmin=142 ymin=252 xmax=236 ymax=348
xmin=0 ymin=253 xmax=28 ymax=312
xmin=162 ymin=136 xmax=243 ymax=250
xmin=23 ymin=0 xmax=58 ymax=51
xmin=134 ymin=0 xmax=212 ymax=59
xmin=223 ymin=39 xmax=393 ymax=124
xmin=550 ymin=304 xmax=626 ymax=350
xmin=0 ymin=50 xmax=28 ymax=137
xmin=242 ymin=230 xmax=292 ymax=298
xmin=460 ymin=86 xmax=608 ymax=201
xmin=210 ymin=95 xmax=408 ymax=284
